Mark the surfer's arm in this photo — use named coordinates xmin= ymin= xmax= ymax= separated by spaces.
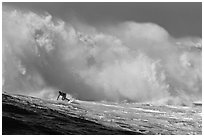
xmin=57 ymin=95 xmax=60 ymax=100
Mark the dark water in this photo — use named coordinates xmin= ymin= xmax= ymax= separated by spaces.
xmin=2 ymin=92 xmax=202 ymax=135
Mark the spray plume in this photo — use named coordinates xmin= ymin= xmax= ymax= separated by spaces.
xmin=2 ymin=7 xmax=202 ymax=105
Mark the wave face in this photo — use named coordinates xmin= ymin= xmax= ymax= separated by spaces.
xmin=2 ymin=7 xmax=202 ymax=105
xmin=2 ymin=93 xmax=202 ymax=135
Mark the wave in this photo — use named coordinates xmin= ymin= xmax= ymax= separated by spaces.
xmin=2 ymin=7 xmax=202 ymax=106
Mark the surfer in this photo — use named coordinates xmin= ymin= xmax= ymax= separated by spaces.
xmin=57 ymin=91 xmax=70 ymax=102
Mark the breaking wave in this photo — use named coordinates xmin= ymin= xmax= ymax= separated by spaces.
xmin=2 ymin=7 xmax=202 ymax=105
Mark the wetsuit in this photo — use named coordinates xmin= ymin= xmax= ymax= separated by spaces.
xmin=57 ymin=91 xmax=70 ymax=101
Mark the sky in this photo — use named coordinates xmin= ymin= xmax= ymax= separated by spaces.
xmin=3 ymin=2 xmax=202 ymax=38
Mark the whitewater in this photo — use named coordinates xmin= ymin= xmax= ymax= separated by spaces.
xmin=2 ymin=7 xmax=202 ymax=106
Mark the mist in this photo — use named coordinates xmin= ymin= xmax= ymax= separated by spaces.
xmin=2 ymin=7 xmax=202 ymax=105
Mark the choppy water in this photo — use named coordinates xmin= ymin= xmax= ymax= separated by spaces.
xmin=2 ymin=92 xmax=202 ymax=135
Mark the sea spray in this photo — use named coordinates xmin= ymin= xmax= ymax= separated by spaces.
xmin=3 ymin=7 xmax=201 ymax=105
